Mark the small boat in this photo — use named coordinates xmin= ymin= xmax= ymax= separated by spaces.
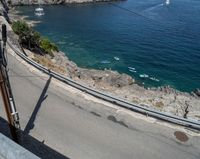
xmin=128 ymin=67 xmax=135 ymax=70
xmin=139 ymin=74 xmax=149 ymax=78
xmin=165 ymin=0 xmax=170 ymax=5
xmin=129 ymin=69 xmax=137 ymax=73
xmin=150 ymin=77 xmax=159 ymax=82
xmin=35 ymin=7 xmax=44 ymax=16
xmin=114 ymin=57 xmax=120 ymax=61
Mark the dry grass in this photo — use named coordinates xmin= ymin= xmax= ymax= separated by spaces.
xmin=132 ymin=97 xmax=140 ymax=104
xmin=32 ymin=55 xmax=66 ymax=75
xmin=195 ymin=115 xmax=200 ymax=119
xmin=154 ymin=101 xmax=164 ymax=108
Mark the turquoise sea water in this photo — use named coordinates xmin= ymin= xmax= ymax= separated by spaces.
xmin=17 ymin=0 xmax=200 ymax=92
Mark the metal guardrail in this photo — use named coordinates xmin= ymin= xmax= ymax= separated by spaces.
xmin=8 ymin=41 xmax=200 ymax=130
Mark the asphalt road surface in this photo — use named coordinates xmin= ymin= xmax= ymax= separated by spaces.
xmin=0 ymin=51 xmax=200 ymax=159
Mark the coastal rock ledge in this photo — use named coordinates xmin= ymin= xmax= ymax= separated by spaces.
xmin=9 ymin=0 xmax=119 ymax=5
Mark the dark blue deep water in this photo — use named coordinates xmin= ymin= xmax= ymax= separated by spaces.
xmin=17 ymin=0 xmax=200 ymax=92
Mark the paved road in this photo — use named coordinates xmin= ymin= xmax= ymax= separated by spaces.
xmin=0 ymin=52 xmax=200 ymax=159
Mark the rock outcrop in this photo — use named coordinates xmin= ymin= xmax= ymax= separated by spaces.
xmin=77 ymin=68 xmax=134 ymax=87
xmin=192 ymin=89 xmax=200 ymax=97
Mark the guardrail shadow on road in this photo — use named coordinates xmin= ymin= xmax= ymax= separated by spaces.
xmin=24 ymin=75 xmax=52 ymax=135
xmin=0 ymin=117 xmax=70 ymax=159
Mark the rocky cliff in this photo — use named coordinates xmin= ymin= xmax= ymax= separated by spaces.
xmin=8 ymin=0 xmax=118 ymax=5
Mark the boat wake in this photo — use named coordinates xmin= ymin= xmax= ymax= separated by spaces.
xmin=150 ymin=77 xmax=160 ymax=82
xmin=128 ymin=67 xmax=137 ymax=73
xmin=128 ymin=67 xmax=135 ymax=70
xmin=139 ymin=74 xmax=160 ymax=82
xmin=144 ymin=3 xmax=164 ymax=12
xmin=129 ymin=69 xmax=137 ymax=73
xmin=100 ymin=60 xmax=111 ymax=64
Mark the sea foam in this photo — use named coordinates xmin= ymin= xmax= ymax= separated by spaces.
xmin=101 ymin=60 xmax=111 ymax=64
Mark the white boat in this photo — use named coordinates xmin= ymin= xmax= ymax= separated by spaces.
xmin=139 ymin=74 xmax=149 ymax=78
xmin=165 ymin=0 xmax=170 ymax=5
xmin=150 ymin=77 xmax=159 ymax=82
xmin=35 ymin=7 xmax=44 ymax=16
xmin=128 ymin=67 xmax=135 ymax=70
xmin=129 ymin=69 xmax=137 ymax=73
xmin=114 ymin=57 xmax=120 ymax=61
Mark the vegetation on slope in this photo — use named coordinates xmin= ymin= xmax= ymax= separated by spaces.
xmin=12 ymin=20 xmax=58 ymax=57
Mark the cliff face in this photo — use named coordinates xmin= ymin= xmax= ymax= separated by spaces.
xmin=9 ymin=0 xmax=115 ymax=5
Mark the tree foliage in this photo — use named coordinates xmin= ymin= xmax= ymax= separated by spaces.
xmin=12 ymin=20 xmax=33 ymax=48
xmin=40 ymin=38 xmax=58 ymax=57
xmin=12 ymin=20 xmax=58 ymax=57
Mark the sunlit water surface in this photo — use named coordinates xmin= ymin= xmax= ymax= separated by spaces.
xmin=17 ymin=0 xmax=200 ymax=92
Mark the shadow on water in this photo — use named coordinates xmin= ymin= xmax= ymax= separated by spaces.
xmin=0 ymin=117 xmax=70 ymax=159
xmin=24 ymin=76 xmax=52 ymax=135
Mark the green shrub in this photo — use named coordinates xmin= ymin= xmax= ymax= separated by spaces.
xmin=12 ymin=20 xmax=30 ymax=35
xmin=32 ymin=31 xmax=41 ymax=46
xmin=12 ymin=20 xmax=58 ymax=57
xmin=40 ymin=38 xmax=58 ymax=57
xmin=12 ymin=20 xmax=33 ymax=47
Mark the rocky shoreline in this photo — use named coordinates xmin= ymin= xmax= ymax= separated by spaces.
xmin=8 ymin=0 xmax=122 ymax=6
xmin=1 ymin=0 xmax=200 ymax=121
